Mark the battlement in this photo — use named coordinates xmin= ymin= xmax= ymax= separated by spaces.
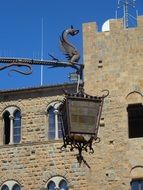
xmin=83 ymin=15 xmax=143 ymax=96
xmin=137 ymin=15 xmax=143 ymax=27
xmin=83 ymin=15 xmax=143 ymax=35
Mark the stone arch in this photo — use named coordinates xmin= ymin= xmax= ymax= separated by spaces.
xmin=126 ymin=91 xmax=143 ymax=104
xmin=43 ymin=171 xmax=73 ymax=189
xmin=46 ymin=175 xmax=69 ymax=189
xmin=1 ymin=105 xmax=21 ymax=117
xmin=130 ymin=165 xmax=143 ymax=179
xmin=46 ymin=100 xmax=62 ymax=112
xmin=0 ymin=179 xmax=22 ymax=190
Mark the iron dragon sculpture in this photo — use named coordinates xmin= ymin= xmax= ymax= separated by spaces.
xmin=0 ymin=25 xmax=82 ymax=79
xmin=59 ymin=25 xmax=80 ymax=65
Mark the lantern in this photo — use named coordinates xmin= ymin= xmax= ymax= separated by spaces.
xmin=59 ymin=88 xmax=108 ymax=167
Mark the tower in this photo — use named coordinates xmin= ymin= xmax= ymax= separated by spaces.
xmin=83 ymin=16 xmax=143 ymax=189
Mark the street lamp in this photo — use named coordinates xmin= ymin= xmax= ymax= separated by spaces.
xmin=59 ymin=85 xmax=109 ymax=167
xmin=0 ymin=26 xmax=109 ymax=168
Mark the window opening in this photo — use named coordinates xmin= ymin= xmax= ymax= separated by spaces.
xmin=3 ymin=111 xmax=10 ymax=145
xmin=12 ymin=184 xmax=21 ymax=190
xmin=1 ymin=184 xmax=9 ymax=190
xmin=48 ymin=105 xmax=62 ymax=140
xmin=13 ymin=110 xmax=21 ymax=143
xmin=48 ymin=107 xmax=55 ymax=140
xmin=131 ymin=179 xmax=143 ymax=190
xmin=59 ymin=179 xmax=68 ymax=190
xmin=47 ymin=181 xmax=56 ymax=190
xmin=127 ymin=103 xmax=143 ymax=138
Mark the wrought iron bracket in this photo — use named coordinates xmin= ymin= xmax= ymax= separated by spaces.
xmin=0 ymin=57 xmax=84 ymax=80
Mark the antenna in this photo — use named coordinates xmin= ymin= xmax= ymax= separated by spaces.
xmin=117 ymin=0 xmax=137 ymax=28
xmin=40 ymin=18 xmax=44 ymax=86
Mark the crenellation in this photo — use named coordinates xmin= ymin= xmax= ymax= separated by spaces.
xmin=109 ymin=18 xmax=123 ymax=31
xmin=137 ymin=15 xmax=143 ymax=27
xmin=82 ymin=22 xmax=97 ymax=35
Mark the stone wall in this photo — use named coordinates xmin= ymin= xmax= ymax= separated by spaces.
xmin=0 ymin=142 xmax=88 ymax=190
xmin=0 ymin=84 xmax=89 ymax=190
xmin=83 ymin=16 xmax=143 ymax=189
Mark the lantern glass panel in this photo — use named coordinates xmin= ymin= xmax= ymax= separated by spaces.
xmin=68 ymin=98 xmax=102 ymax=135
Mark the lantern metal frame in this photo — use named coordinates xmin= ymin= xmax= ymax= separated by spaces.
xmin=59 ymin=85 xmax=109 ymax=167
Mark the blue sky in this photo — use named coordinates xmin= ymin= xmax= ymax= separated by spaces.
xmin=0 ymin=0 xmax=142 ymax=90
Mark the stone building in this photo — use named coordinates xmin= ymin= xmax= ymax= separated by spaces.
xmin=0 ymin=16 xmax=143 ymax=190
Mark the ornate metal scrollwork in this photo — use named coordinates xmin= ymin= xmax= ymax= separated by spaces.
xmin=0 ymin=61 xmax=32 ymax=75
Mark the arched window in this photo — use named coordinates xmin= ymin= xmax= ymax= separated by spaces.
xmin=1 ymin=181 xmax=21 ymax=190
xmin=47 ymin=102 xmax=62 ymax=140
xmin=2 ymin=107 xmax=21 ymax=145
xmin=47 ymin=176 xmax=68 ymax=190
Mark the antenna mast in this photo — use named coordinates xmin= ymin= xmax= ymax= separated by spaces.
xmin=117 ymin=0 xmax=137 ymax=28
xmin=40 ymin=18 xmax=44 ymax=86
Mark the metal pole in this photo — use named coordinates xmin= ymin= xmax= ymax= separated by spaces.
xmin=125 ymin=0 xmax=129 ymax=28
xmin=40 ymin=18 xmax=44 ymax=86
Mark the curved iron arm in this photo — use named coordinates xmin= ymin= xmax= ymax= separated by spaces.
xmin=101 ymin=89 xmax=110 ymax=98
xmin=0 ymin=62 xmax=32 ymax=75
xmin=0 ymin=57 xmax=84 ymax=78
